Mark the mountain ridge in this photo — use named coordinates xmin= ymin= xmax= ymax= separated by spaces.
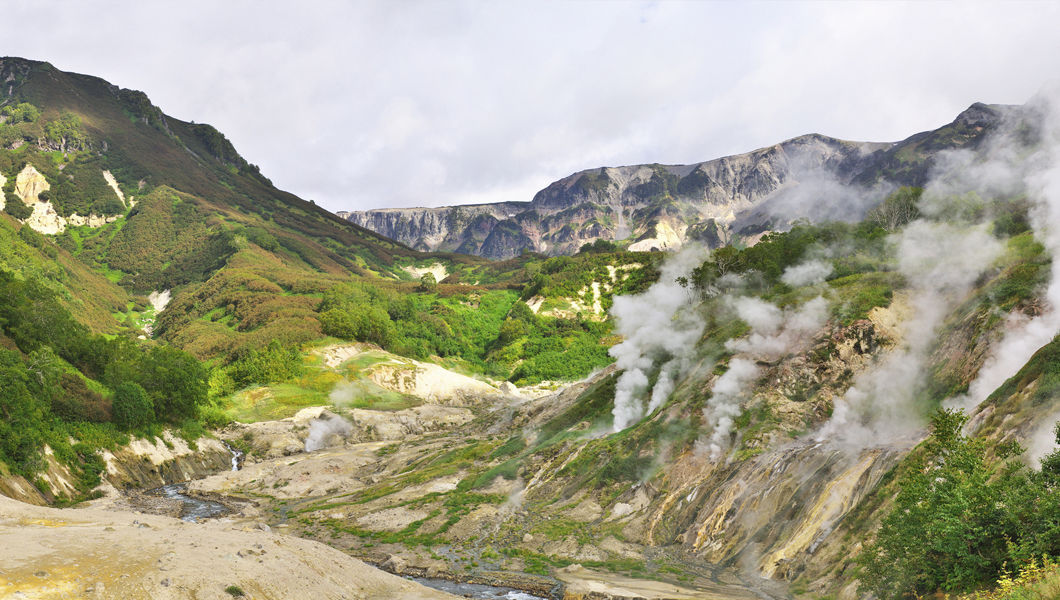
xmin=343 ymin=102 xmax=1012 ymax=258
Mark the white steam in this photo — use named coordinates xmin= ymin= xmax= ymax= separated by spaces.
xmin=609 ymin=246 xmax=709 ymax=431
xmin=1026 ymin=413 xmax=1060 ymax=468
xmin=725 ymin=296 xmax=830 ymax=359
xmin=329 ymin=381 xmax=356 ymax=406
xmin=820 ymin=222 xmax=1002 ymax=447
xmin=703 ymin=357 xmax=759 ymax=460
xmin=781 ymin=259 xmax=833 ymax=287
xmin=735 ymin=159 xmax=893 ymax=229
xmin=703 ymin=294 xmax=830 ymax=459
xmin=304 ymin=414 xmax=354 ymax=452
xmin=942 ymin=97 xmax=1060 ymax=412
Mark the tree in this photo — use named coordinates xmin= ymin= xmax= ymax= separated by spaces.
xmin=142 ymin=346 xmax=207 ymax=422
xmin=869 ymin=187 xmax=922 ymax=231
xmin=3 ymin=198 xmax=32 ymax=221
xmin=858 ymin=409 xmax=1051 ymax=599
xmin=0 ymin=350 xmax=45 ymax=474
xmin=418 ymin=271 xmax=438 ymax=292
xmin=112 ymin=382 xmax=153 ymax=430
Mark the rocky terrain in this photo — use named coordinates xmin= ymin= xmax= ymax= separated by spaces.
xmin=341 ymin=103 xmax=1008 ymax=258
xmin=0 ymin=164 xmax=125 ymax=235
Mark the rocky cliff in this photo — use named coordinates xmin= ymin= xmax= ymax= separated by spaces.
xmin=342 ymin=104 xmax=1009 ymax=259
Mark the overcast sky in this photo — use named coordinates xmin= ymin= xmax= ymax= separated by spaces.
xmin=6 ymin=1 xmax=1060 ymax=213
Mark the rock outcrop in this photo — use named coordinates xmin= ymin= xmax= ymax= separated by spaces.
xmin=7 ymin=164 xmax=125 ymax=234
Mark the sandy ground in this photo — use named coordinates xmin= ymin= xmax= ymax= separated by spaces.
xmin=190 ymin=441 xmax=387 ymax=500
xmin=0 ymin=494 xmax=457 ymax=600
xmin=556 ymin=565 xmax=758 ymax=600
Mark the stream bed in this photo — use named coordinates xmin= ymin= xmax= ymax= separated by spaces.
xmin=150 ymin=482 xmax=230 ymax=522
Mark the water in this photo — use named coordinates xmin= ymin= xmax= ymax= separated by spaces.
xmin=222 ymin=441 xmax=244 ymax=471
xmin=409 ymin=577 xmax=548 ymax=600
xmin=153 ymin=483 xmax=229 ymax=522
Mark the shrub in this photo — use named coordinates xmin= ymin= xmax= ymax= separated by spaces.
xmin=859 ymin=410 xmax=1060 ymax=599
xmin=3 ymin=198 xmax=32 ymax=220
xmin=53 ymin=373 xmax=111 ymax=423
xmin=418 ymin=271 xmax=437 ymax=292
xmin=112 ymin=382 xmax=154 ymax=430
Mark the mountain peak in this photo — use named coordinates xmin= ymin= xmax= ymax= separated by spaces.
xmin=953 ymin=102 xmax=1008 ymax=128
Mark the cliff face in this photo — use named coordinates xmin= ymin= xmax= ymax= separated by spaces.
xmin=342 ymin=104 xmax=1009 ymax=259
xmin=341 ymin=201 xmax=529 ymax=255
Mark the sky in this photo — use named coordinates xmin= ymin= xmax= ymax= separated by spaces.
xmin=6 ymin=1 xmax=1060 ymax=213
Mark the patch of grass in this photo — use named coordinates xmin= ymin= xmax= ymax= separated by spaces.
xmin=489 ymin=435 xmax=527 ymax=459
xmin=534 ymin=374 xmax=616 ymax=447
xmin=224 ymin=384 xmax=327 ymax=422
xmin=472 ymin=459 xmax=521 ymax=488
xmin=829 ymin=271 xmax=900 ymax=325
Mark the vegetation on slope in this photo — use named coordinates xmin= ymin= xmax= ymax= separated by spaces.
xmin=0 ymin=264 xmax=208 ymax=501
xmin=859 ymin=409 xmax=1060 ymax=599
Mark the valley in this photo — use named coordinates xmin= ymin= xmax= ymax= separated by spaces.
xmin=0 ymin=56 xmax=1059 ymax=600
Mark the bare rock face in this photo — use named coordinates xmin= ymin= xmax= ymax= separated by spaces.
xmin=343 ymin=105 xmax=1013 ymax=259
xmin=14 ymin=164 xmax=65 ymax=234
xmin=14 ymin=163 xmax=49 ymax=201
xmin=344 ymin=202 xmax=529 ymax=256
xmin=7 ymin=164 xmax=126 ymax=234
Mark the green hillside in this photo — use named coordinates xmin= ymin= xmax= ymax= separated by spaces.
xmin=0 ymin=57 xmax=665 ymax=501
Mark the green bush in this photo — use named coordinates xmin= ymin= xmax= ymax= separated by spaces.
xmin=227 ymin=340 xmax=304 ymax=388
xmin=112 ymin=382 xmax=154 ymax=430
xmin=859 ymin=410 xmax=1060 ymax=599
xmin=1 ymin=102 xmax=40 ymax=124
xmin=3 ymin=198 xmax=32 ymax=220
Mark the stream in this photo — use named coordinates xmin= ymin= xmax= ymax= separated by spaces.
xmin=144 ymin=444 xmax=549 ymax=597
xmin=408 ymin=577 xmax=548 ymax=600
xmin=151 ymin=482 xmax=230 ymax=522
xmin=145 ymin=442 xmax=243 ymax=522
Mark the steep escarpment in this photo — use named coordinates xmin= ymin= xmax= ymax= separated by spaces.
xmin=343 ymin=104 xmax=1011 ymax=258
xmin=340 ymin=202 xmax=530 ymax=255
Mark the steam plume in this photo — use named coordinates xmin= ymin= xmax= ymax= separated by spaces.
xmin=942 ymin=96 xmax=1060 ymax=412
xmin=704 ymin=294 xmax=829 ymax=459
xmin=329 ymin=381 xmax=356 ymax=406
xmin=781 ymin=259 xmax=833 ymax=287
xmin=305 ymin=414 xmax=353 ymax=452
xmin=609 ymin=246 xmax=708 ymax=431
xmin=820 ymin=222 xmax=1002 ymax=447
xmin=1026 ymin=413 xmax=1060 ymax=468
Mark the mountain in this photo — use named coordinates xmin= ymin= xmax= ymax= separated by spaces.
xmin=342 ymin=102 xmax=1009 ymax=258
xmin=0 ymin=55 xmax=651 ymax=502
xmin=0 ymin=56 xmax=425 ymax=271
xmin=0 ymin=56 xmax=523 ymax=359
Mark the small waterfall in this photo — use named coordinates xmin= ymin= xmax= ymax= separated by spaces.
xmin=222 ymin=441 xmax=244 ymax=471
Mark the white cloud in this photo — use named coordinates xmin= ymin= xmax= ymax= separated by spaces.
xmin=5 ymin=1 xmax=1060 ymax=213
